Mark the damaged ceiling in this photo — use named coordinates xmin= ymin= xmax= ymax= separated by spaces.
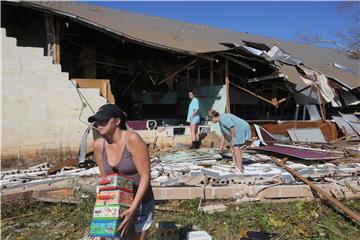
xmin=8 ymin=0 xmax=359 ymax=90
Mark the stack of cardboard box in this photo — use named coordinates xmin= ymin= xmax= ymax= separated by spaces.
xmin=90 ymin=174 xmax=134 ymax=238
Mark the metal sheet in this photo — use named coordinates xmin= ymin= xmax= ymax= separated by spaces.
xmin=251 ymin=145 xmax=337 ymax=160
xmin=254 ymin=124 xmax=276 ymax=145
xmin=317 ymin=64 xmax=359 ymax=90
xmin=264 ymin=46 xmax=302 ymax=65
xmin=339 ymin=113 xmax=360 ymax=135
xmin=338 ymin=90 xmax=360 ymax=106
xmin=287 ymin=128 xmax=327 ymax=143
xmin=254 ymin=124 xmax=290 ymax=145
xmin=305 ymin=105 xmax=321 ymax=121
xmin=294 ymin=87 xmax=319 ymax=105
xmin=332 ymin=116 xmax=359 ymax=140
xmin=279 ymin=64 xmax=307 ymax=86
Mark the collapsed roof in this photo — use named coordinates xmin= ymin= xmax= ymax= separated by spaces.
xmin=7 ymin=1 xmax=360 ymax=89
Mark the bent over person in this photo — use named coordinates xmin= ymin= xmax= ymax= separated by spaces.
xmin=208 ymin=110 xmax=251 ymax=172
xmin=89 ymin=104 xmax=154 ymax=240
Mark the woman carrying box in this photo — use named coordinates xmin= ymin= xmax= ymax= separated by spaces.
xmin=89 ymin=104 xmax=154 ymax=240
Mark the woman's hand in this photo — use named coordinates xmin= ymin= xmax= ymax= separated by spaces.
xmin=118 ymin=207 xmax=136 ymax=237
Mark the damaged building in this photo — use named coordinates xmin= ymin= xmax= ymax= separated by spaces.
xmin=1 ymin=1 xmax=359 ymax=169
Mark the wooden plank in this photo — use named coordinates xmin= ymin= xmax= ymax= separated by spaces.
xmin=47 ymin=159 xmax=77 ymax=175
xmin=197 ymin=68 xmax=201 ymax=87
xmin=270 ymin=157 xmax=360 ymax=224
xmin=230 ymin=81 xmax=276 ymax=106
xmin=107 ymin=81 xmax=115 ymax=103
xmin=186 ymin=69 xmax=190 ymax=89
xmin=72 ymin=78 xmax=115 ymax=103
xmin=32 ymin=188 xmax=79 ymax=203
xmin=210 ymin=61 xmax=214 ymax=86
xmin=73 ymin=78 xmax=107 ymax=88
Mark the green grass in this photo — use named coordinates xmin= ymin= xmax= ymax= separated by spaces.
xmin=1 ymin=197 xmax=360 ymax=239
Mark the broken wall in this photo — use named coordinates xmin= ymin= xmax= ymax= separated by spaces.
xmin=1 ymin=29 xmax=106 ymax=169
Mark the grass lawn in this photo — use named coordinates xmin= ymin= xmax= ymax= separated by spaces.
xmin=1 ymin=196 xmax=360 ymax=239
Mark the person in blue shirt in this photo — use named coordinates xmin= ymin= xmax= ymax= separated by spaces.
xmin=207 ymin=110 xmax=251 ymax=171
xmin=187 ymin=90 xmax=201 ymax=149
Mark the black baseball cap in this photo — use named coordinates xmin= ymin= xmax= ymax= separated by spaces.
xmin=88 ymin=104 xmax=123 ymax=123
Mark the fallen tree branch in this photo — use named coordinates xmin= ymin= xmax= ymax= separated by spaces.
xmin=270 ymin=157 xmax=360 ymax=225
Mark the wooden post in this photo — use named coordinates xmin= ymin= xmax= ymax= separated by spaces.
xmin=44 ymin=13 xmax=56 ymax=63
xmin=186 ymin=68 xmax=190 ymax=89
xmin=270 ymin=157 xmax=360 ymax=224
xmin=210 ymin=61 xmax=214 ymax=86
xmin=197 ymin=68 xmax=201 ymax=87
xmin=225 ymin=59 xmax=230 ymax=113
xmin=55 ymin=17 xmax=61 ymax=64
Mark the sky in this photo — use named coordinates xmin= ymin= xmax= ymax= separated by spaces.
xmin=82 ymin=1 xmax=357 ymax=49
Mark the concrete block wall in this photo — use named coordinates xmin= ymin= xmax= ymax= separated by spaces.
xmin=1 ymin=28 xmax=107 ymax=169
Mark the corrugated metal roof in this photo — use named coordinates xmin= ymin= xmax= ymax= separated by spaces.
xmin=10 ymin=1 xmax=360 ymax=88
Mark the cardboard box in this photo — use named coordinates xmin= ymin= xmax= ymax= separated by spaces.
xmin=89 ymin=220 xmax=120 ymax=237
xmin=97 ymin=173 xmax=134 ymax=192
xmin=96 ymin=190 xmax=133 ymax=207
xmin=92 ymin=204 xmax=126 ymax=220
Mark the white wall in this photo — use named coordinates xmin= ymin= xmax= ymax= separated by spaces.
xmin=1 ymin=28 xmax=107 ymax=169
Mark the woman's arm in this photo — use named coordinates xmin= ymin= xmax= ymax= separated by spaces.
xmin=220 ymin=135 xmax=225 ymax=153
xmin=191 ymin=108 xmax=200 ymax=119
xmin=118 ymin=131 xmax=151 ymax=236
xmin=93 ymin=138 xmax=107 ymax=177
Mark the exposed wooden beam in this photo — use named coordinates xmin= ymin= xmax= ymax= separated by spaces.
xmin=121 ymin=72 xmax=141 ymax=96
xmin=276 ymin=84 xmax=313 ymax=105
xmin=220 ymin=53 xmax=256 ymax=72
xmin=230 ymin=81 xmax=276 ymax=106
xmin=158 ymin=59 xmax=198 ymax=85
xmin=197 ymin=68 xmax=201 ymax=87
xmin=210 ymin=61 xmax=214 ymax=86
